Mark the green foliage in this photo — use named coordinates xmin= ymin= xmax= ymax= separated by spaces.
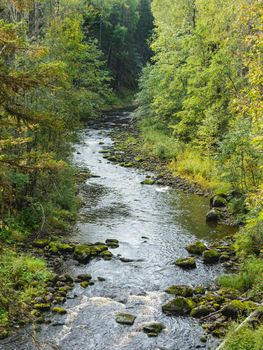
xmin=218 ymin=257 xmax=263 ymax=300
xmin=136 ymin=0 xmax=263 ymax=195
xmin=0 ymin=248 xmax=51 ymax=326
xmin=223 ymin=324 xmax=263 ymax=350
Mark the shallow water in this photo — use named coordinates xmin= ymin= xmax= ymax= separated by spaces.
xmin=0 ymin=112 xmax=234 ymax=350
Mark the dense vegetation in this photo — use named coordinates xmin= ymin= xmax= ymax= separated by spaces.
xmin=0 ymin=0 xmax=262 ymax=348
xmin=0 ymin=0 xmax=152 ymax=336
xmin=136 ymin=0 xmax=262 ymax=347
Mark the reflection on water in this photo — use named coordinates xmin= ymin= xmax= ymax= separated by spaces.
xmin=0 ymin=112 xmax=232 ymax=350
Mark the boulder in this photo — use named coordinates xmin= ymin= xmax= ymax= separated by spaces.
xmin=105 ymin=239 xmax=119 ymax=248
xmin=222 ymin=300 xmax=256 ymax=319
xmin=202 ymin=250 xmax=219 ymax=264
xmin=186 ymin=242 xmax=207 ymax=255
xmin=175 ymin=257 xmax=196 ymax=269
xmin=212 ymin=195 xmax=227 ymax=208
xmin=206 ymin=209 xmax=219 ymax=223
xmin=115 ymin=313 xmax=136 ymax=325
xmin=190 ymin=305 xmax=213 ymax=318
xmin=142 ymin=322 xmax=165 ymax=337
xmin=162 ymin=297 xmax=194 ymax=316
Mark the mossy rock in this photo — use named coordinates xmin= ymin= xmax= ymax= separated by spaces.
xmin=142 ymin=322 xmax=165 ymax=336
xmin=33 ymin=239 xmax=50 ymax=248
xmin=115 ymin=313 xmax=136 ymax=325
xmin=190 ymin=305 xmax=213 ymax=318
xmin=194 ymin=285 xmax=205 ymax=295
xmin=33 ymin=303 xmax=51 ymax=311
xmin=212 ymin=195 xmax=227 ymax=208
xmin=219 ymin=253 xmax=231 ymax=262
xmin=0 ymin=329 xmax=9 ymax=339
xmin=31 ymin=310 xmax=41 ymax=318
xmin=105 ymin=239 xmax=119 ymax=248
xmin=80 ymin=281 xmax=89 ymax=288
xmin=48 ymin=241 xmax=74 ymax=254
xmin=165 ymin=285 xmax=194 ymax=297
xmin=52 ymin=307 xmax=67 ymax=315
xmin=119 ymin=162 xmax=133 ymax=168
xmin=206 ymin=209 xmax=220 ymax=223
xmin=135 ymin=156 xmax=144 ymax=162
xmin=100 ymin=250 xmax=113 ymax=260
xmin=175 ymin=257 xmax=196 ymax=269
xmin=222 ymin=300 xmax=256 ymax=319
xmin=186 ymin=242 xmax=207 ymax=255
xmin=54 ymin=297 xmax=66 ymax=304
xmin=73 ymin=244 xmax=107 ymax=263
xmin=76 ymin=273 xmax=92 ymax=282
xmin=202 ymin=250 xmax=219 ymax=264
xmin=141 ymin=179 xmax=155 ymax=185
xmin=162 ymin=297 xmax=195 ymax=316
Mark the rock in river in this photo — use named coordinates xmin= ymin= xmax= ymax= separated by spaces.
xmin=175 ymin=257 xmax=196 ymax=269
xmin=162 ymin=297 xmax=194 ymax=316
xmin=202 ymin=249 xmax=220 ymax=264
xmin=142 ymin=322 xmax=165 ymax=337
xmin=186 ymin=242 xmax=207 ymax=255
xmin=115 ymin=313 xmax=136 ymax=325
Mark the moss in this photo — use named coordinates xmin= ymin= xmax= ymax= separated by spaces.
xmin=222 ymin=300 xmax=257 ymax=319
xmin=186 ymin=242 xmax=207 ymax=255
xmin=100 ymin=251 xmax=113 ymax=260
xmin=80 ymin=281 xmax=89 ymax=288
xmin=162 ymin=297 xmax=195 ymax=316
xmin=142 ymin=322 xmax=164 ymax=335
xmin=190 ymin=305 xmax=213 ymax=318
xmin=0 ymin=329 xmax=9 ymax=339
xmin=165 ymin=285 xmax=194 ymax=297
xmin=202 ymin=249 xmax=219 ymax=264
xmin=76 ymin=273 xmax=92 ymax=281
xmin=175 ymin=257 xmax=196 ymax=269
xmin=52 ymin=307 xmax=67 ymax=315
xmin=48 ymin=241 xmax=74 ymax=254
xmin=141 ymin=179 xmax=155 ymax=185
xmin=33 ymin=239 xmax=50 ymax=248
xmin=33 ymin=303 xmax=51 ymax=311
xmin=105 ymin=239 xmax=119 ymax=248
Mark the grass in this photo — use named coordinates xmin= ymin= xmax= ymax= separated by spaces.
xmin=222 ymin=323 xmax=263 ymax=350
xmin=217 ymin=257 xmax=263 ymax=301
xmin=0 ymin=248 xmax=52 ymax=327
xmin=140 ymin=123 xmax=229 ymax=191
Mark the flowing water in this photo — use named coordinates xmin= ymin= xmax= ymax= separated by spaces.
xmin=0 ymin=112 xmax=234 ymax=350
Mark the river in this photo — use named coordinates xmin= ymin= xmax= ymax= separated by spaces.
xmin=0 ymin=111 xmax=233 ymax=350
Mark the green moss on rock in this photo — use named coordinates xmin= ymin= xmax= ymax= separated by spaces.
xmin=190 ymin=305 xmax=213 ymax=318
xmin=52 ymin=307 xmax=67 ymax=315
xmin=33 ymin=303 xmax=51 ymax=311
xmin=165 ymin=285 xmax=194 ymax=297
xmin=115 ymin=313 xmax=136 ymax=325
xmin=175 ymin=257 xmax=196 ymax=269
xmin=162 ymin=297 xmax=195 ymax=316
xmin=186 ymin=242 xmax=207 ymax=255
xmin=202 ymin=250 xmax=219 ymax=264
xmin=222 ymin=300 xmax=256 ymax=319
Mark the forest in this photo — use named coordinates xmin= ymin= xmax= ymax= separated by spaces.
xmin=0 ymin=0 xmax=262 ymax=349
